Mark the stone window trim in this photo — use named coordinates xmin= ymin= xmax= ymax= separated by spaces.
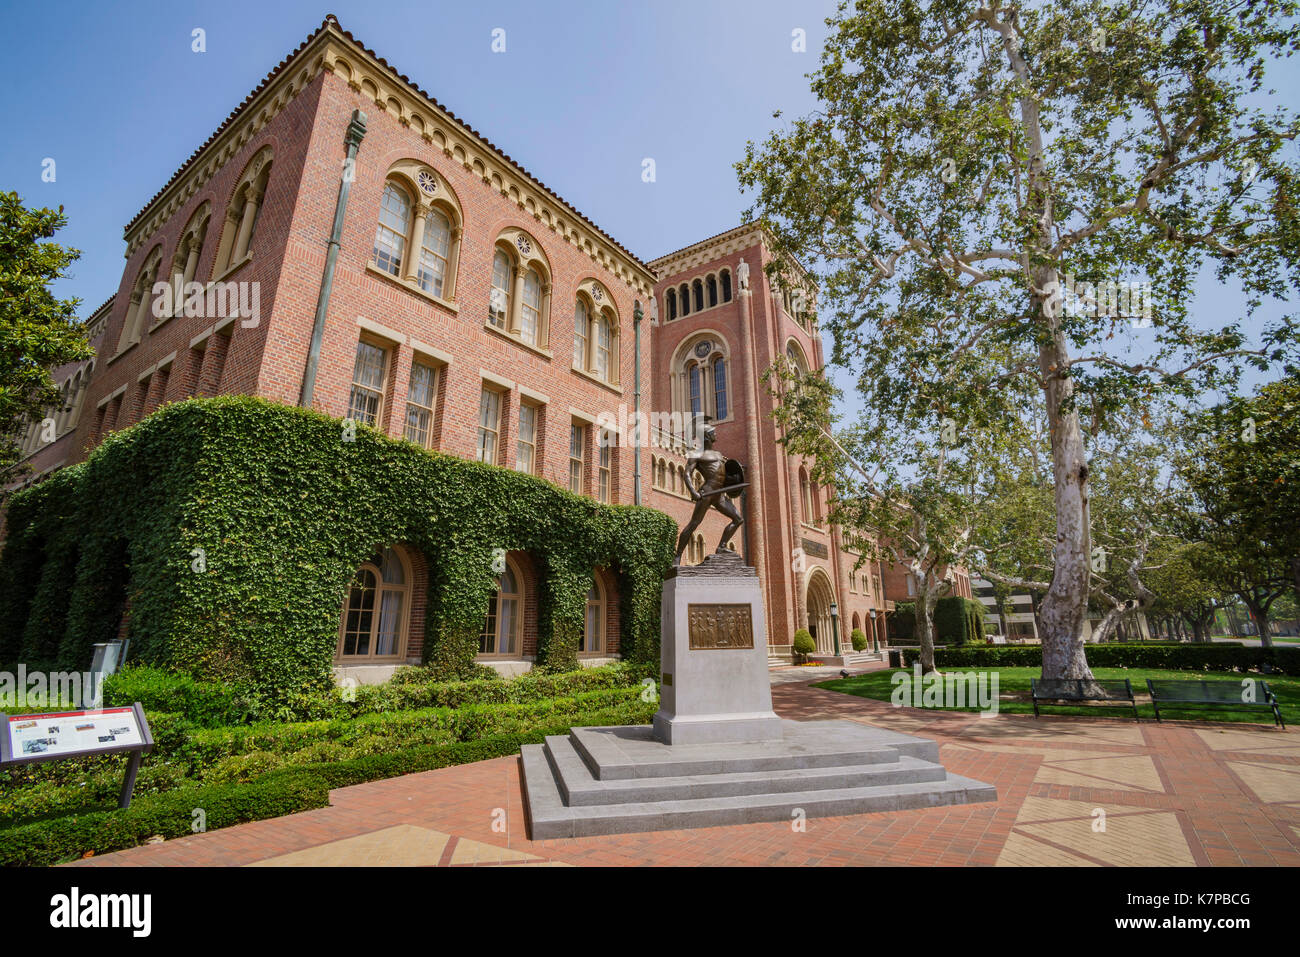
xmin=669 ymin=331 xmax=733 ymax=426
xmin=663 ymin=267 xmax=733 ymax=322
xmin=487 ymin=228 xmax=552 ymax=352
xmin=113 ymin=245 xmax=166 ymax=358
xmin=211 ymin=145 xmax=273 ymax=281
xmin=151 ymin=201 xmax=214 ymax=328
xmin=571 ymin=281 xmax=622 ymax=390
xmin=368 ymin=161 xmax=464 ymax=306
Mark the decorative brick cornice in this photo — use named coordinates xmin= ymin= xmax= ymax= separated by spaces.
xmin=122 ymin=16 xmax=658 ymax=296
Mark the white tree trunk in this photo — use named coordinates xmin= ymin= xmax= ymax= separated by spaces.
xmin=1035 ymin=277 xmax=1097 ymax=681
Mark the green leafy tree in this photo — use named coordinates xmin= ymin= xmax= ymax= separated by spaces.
xmin=768 ymin=343 xmax=1027 ymax=672
xmin=0 ymin=192 xmax=93 ymax=487
xmin=1176 ymin=376 xmax=1300 ymax=645
xmin=1143 ymin=539 xmax=1229 ymax=643
xmin=737 ymin=0 xmax=1300 ymax=680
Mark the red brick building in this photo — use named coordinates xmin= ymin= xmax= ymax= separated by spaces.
xmin=13 ymin=16 xmax=932 ymax=675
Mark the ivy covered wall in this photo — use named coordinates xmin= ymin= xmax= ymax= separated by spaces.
xmin=0 ymin=397 xmax=676 ymax=700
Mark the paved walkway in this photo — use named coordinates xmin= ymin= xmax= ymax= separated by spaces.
xmin=70 ymin=678 xmax=1300 ymax=867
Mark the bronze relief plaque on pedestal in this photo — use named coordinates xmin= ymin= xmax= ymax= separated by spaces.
xmin=687 ymin=603 xmax=754 ymax=650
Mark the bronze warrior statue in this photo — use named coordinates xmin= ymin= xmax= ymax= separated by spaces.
xmin=674 ymin=424 xmax=748 ymax=565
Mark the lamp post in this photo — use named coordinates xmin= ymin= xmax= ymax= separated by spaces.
xmin=830 ymin=601 xmax=840 ymax=656
xmin=869 ymin=608 xmax=879 ymax=653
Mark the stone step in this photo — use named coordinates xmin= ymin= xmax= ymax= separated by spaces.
xmin=568 ymin=720 xmax=940 ymax=781
xmin=521 ymin=742 xmax=996 ymax=839
xmin=543 ymin=733 xmax=948 ymax=806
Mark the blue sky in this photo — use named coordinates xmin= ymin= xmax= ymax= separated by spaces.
xmin=2 ymin=0 xmax=1293 ymax=411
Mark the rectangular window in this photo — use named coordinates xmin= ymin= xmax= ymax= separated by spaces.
xmin=403 ymin=360 xmax=439 ymax=448
xmin=477 ymin=387 xmax=502 ymax=464
xmin=516 ymin=403 xmax=538 ymax=474
xmin=597 ymin=430 xmax=612 ymax=503
xmin=569 ymin=422 xmax=585 ymax=494
xmin=348 ymin=340 xmax=388 ymax=427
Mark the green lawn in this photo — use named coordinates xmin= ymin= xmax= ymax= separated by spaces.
xmin=814 ymin=667 xmax=1296 ymax=726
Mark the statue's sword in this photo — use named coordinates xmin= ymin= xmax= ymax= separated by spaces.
xmin=695 ymin=481 xmax=750 ymax=499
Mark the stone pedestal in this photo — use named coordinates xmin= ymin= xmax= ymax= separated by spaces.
xmin=652 ymin=551 xmax=783 ymax=745
xmin=517 ymin=550 xmax=997 ymax=839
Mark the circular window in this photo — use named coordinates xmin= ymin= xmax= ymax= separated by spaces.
xmin=417 ymin=170 xmax=437 ymax=195
xmin=591 ymin=284 xmax=604 ymax=302
xmin=515 ymin=235 xmax=532 ymax=256
xmin=693 ymin=340 xmax=712 ymax=359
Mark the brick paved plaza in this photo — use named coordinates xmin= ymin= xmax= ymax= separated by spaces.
xmin=69 ymin=669 xmax=1300 ymax=868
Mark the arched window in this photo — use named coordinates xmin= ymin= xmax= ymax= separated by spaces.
xmin=213 ymin=147 xmax=272 ymax=277
xmin=594 ymin=313 xmax=612 ymax=381
xmin=693 ymin=279 xmax=704 ymax=312
xmin=582 ymin=577 xmax=604 ymax=653
xmin=674 ymin=335 xmax=730 ymax=423
xmin=166 ymin=202 xmax=211 ymax=319
xmin=800 ymin=468 xmax=815 ymax=526
xmin=712 ymin=356 xmax=728 ymax=420
xmin=574 ymin=298 xmax=590 ymax=368
xmin=373 ymin=182 xmax=410 ymax=276
xmin=491 ymin=232 xmax=551 ymax=349
xmin=707 ymin=275 xmax=718 ymax=307
xmin=679 ymin=283 xmax=690 ymax=316
xmin=338 ymin=546 xmax=410 ymax=660
xmin=417 ymin=208 xmax=452 ymax=297
xmin=666 ymin=289 xmax=677 ymax=321
xmin=490 ymin=249 xmax=512 ymax=329
xmin=520 ymin=267 xmax=543 ymax=346
xmin=721 ymin=269 xmax=732 ymax=302
xmin=116 ymin=247 xmax=164 ymax=354
xmin=480 ymin=558 xmax=522 ymax=656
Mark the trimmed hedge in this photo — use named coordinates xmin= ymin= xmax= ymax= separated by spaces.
xmin=0 ymin=397 xmax=676 ymax=701
xmin=0 ymin=774 xmax=332 ymax=867
xmin=0 ymin=703 xmax=653 ymax=866
xmin=99 ymin=660 xmax=657 ymax=725
xmin=902 ymin=643 xmax=1300 ymax=674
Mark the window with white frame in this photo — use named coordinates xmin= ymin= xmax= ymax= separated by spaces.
xmin=348 ymin=340 xmax=388 ymax=428
xmin=373 ymin=182 xmax=410 ymax=277
xmin=569 ymin=422 xmax=585 ymax=494
xmin=403 ymin=359 xmax=439 ymax=448
xmin=477 ymin=386 xmax=502 ymax=464
xmin=516 ymin=402 xmax=538 ymax=474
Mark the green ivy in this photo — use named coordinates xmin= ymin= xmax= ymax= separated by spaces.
xmin=0 ymin=397 xmax=676 ymax=702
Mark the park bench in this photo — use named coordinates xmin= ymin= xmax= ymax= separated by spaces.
xmin=1146 ymin=679 xmax=1286 ymax=728
xmin=1030 ymin=678 xmax=1139 ymax=720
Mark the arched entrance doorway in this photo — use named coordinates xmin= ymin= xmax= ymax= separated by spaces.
xmin=805 ymin=568 xmax=835 ymax=655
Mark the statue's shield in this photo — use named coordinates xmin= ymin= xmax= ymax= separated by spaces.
xmin=723 ymin=459 xmax=745 ymax=497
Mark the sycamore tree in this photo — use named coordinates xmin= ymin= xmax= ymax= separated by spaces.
xmin=0 ymin=192 xmax=92 ymax=487
xmin=1143 ymin=538 xmax=1230 ymax=641
xmin=768 ymin=319 xmax=1032 ymax=673
xmin=1174 ymin=374 xmax=1300 ymax=644
xmin=737 ymin=0 xmax=1300 ymax=679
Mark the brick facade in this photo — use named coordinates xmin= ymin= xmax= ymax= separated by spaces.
xmin=14 ymin=16 xmax=918 ymax=668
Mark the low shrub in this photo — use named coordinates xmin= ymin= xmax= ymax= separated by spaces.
xmin=792 ymin=629 xmax=815 ymax=661
xmin=850 ymin=629 xmax=869 ymax=652
xmin=0 ymin=775 xmax=331 ymax=867
xmin=0 ymin=699 xmax=655 ymax=865
xmin=103 ymin=666 xmax=265 ymax=727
